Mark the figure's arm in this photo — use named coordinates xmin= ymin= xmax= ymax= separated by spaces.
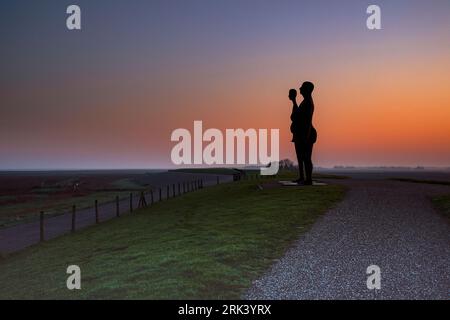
xmin=288 ymin=89 xmax=298 ymax=121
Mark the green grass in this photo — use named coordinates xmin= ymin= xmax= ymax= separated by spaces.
xmin=0 ymin=176 xmax=345 ymax=299
xmin=389 ymin=178 xmax=450 ymax=186
xmin=432 ymin=194 xmax=450 ymax=220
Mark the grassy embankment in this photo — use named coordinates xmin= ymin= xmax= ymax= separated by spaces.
xmin=0 ymin=172 xmax=345 ymax=299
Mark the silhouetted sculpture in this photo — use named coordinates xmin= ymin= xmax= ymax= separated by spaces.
xmin=289 ymin=82 xmax=317 ymax=185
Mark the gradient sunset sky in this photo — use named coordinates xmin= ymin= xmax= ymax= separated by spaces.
xmin=1 ymin=0 xmax=449 ymax=169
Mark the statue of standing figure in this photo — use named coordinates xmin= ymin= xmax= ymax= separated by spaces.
xmin=288 ymin=82 xmax=317 ymax=185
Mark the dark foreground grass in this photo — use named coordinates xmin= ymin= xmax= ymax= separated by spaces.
xmin=0 ymin=178 xmax=345 ymax=299
xmin=432 ymin=194 xmax=450 ymax=220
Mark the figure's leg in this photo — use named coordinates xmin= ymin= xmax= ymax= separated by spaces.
xmin=294 ymin=141 xmax=305 ymax=182
xmin=304 ymin=142 xmax=314 ymax=185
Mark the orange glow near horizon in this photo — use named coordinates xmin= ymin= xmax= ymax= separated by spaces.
xmin=1 ymin=1 xmax=449 ymax=169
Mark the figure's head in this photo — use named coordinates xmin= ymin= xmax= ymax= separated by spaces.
xmin=288 ymin=89 xmax=297 ymax=101
xmin=300 ymin=81 xmax=314 ymax=97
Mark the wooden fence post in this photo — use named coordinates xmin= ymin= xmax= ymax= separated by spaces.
xmin=130 ymin=193 xmax=133 ymax=212
xmin=150 ymin=190 xmax=154 ymax=205
xmin=178 ymin=183 xmax=181 ymax=196
xmin=40 ymin=211 xmax=44 ymax=242
xmin=173 ymin=184 xmax=176 ymax=197
xmin=95 ymin=199 xmax=99 ymax=224
xmin=116 ymin=196 xmax=120 ymax=217
xmin=159 ymin=188 xmax=162 ymax=201
xmin=71 ymin=205 xmax=76 ymax=233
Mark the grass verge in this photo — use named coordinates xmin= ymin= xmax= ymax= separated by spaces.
xmin=389 ymin=178 xmax=450 ymax=186
xmin=0 ymin=176 xmax=345 ymax=299
xmin=431 ymin=194 xmax=450 ymax=221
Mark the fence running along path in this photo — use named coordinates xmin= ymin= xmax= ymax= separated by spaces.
xmin=0 ymin=173 xmax=255 ymax=255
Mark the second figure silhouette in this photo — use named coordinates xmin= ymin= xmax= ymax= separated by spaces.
xmin=289 ymin=82 xmax=317 ymax=185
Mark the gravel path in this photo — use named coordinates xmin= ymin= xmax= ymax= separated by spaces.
xmin=245 ymin=179 xmax=450 ymax=300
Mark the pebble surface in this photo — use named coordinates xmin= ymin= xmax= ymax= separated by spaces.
xmin=245 ymin=179 xmax=450 ymax=300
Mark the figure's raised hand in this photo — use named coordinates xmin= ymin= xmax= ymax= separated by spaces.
xmin=288 ymin=89 xmax=297 ymax=101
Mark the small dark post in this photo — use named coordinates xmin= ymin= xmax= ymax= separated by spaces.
xmin=39 ymin=211 xmax=44 ymax=242
xmin=173 ymin=184 xmax=176 ymax=197
xmin=71 ymin=205 xmax=76 ymax=233
xmin=178 ymin=183 xmax=181 ymax=195
xmin=159 ymin=188 xmax=162 ymax=201
xmin=150 ymin=190 xmax=154 ymax=205
xmin=167 ymin=185 xmax=170 ymax=199
xmin=116 ymin=196 xmax=120 ymax=217
xmin=95 ymin=199 xmax=99 ymax=224
xmin=139 ymin=191 xmax=147 ymax=208
xmin=130 ymin=193 xmax=133 ymax=212
xmin=143 ymin=191 xmax=147 ymax=207
xmin=183 ymin=182 xmax=186 ymax=193
xmin=200 ymin=179 xmax=203 ymax=189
